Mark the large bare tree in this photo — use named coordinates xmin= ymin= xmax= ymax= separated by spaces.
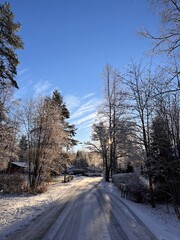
xmin=141 ymin=0 xmax=180 ymax=55
xmin=101 ymin=64 xmax=129 ymax=177
xmin=140 ymin=0 xmax=180 ymax=90
xmin=126 ymin=62 xmax=157 ymax=207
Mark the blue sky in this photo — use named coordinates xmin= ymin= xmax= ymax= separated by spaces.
xmin=5 ymin=0 xmax=159 ymax=149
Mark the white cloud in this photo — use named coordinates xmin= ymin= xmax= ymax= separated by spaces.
xmin=66 ymin=94 xmax=103 ymax=141
xmin=64 ymin=94 xmax=80 ymax=111
xmin=78 ymin=120 xmax=94 ymax=130
xmin=13 ymin=78 xmax=33 ymax=100
xmin=17 ymin=68 xmax=30 ymax=77
xmin=71 ymin=98 xmax=102 ymax=119
xmin=33 ymin=80 xmax=52 ymax=96
xmin=73 ymin=112 xmax=97 ymax=126
xmin=15 ymin=68 xmax=54 ymax=99
xmin=82 ymin=92 xmax=95 ymax=99
xmin=16 ymin=68 xmax=32 ymax=85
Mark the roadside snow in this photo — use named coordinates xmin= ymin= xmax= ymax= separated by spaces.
xmin=99 ymin=180 xmax=180 ymax=240
xmin=0 ymin=176 xmax=180 ymax=240
xmin=0 ymin=176 xmax=83 ymax=240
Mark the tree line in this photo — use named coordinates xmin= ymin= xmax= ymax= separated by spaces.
xmin=0 ymin=2 xmax=77 ymax=191
xmin=88 ymin=0 xmax=180 ymax=217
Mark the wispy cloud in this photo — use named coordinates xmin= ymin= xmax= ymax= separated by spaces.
xmin=16 ymin=67 xmax=58 ymax=99
xmin=17 ymin=68 xmax=30 ymax=77
xmin=65 ymin=93 xmax=102 ymax=144
xmin=16 ymin=67 xmax=32 ymax=84
xmin=78 ymin=119 xmax=95 ymax=130
xmin=33 ymin=80 xmax=52 ymax=96
xmin=71 ymin=98 xmax=102 ymax=119
xmin=82 ymin=92 xmax=95 ymax=99
xmin=73 ymin=112 xmax=97 ymax=126
xmin=14 ymin=67 xmax=32 ymax=100
xmin=65 ymin=94 xmax=80 ymax=111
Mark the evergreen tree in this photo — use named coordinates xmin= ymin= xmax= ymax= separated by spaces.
xmin=19 ymin=135 xmax=27 ymax=151
xmin=51 ymin=90 xmax=77 ymax=149
xmin=52 ymin=90 xmax=70 ymax=119
xmin=150 ymin=115 xmax=172 ymax=183
xmin=19 ymin=135 xmax=27 ymax=162
xmin=75 ymin=150 xmax=88 ymax=168
xmin=0 ymin=2 xmax=23 ymax=169
xmin=0 ymin=2 xmax=23 ymax=90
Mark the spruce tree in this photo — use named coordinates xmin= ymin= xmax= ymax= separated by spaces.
xmin=51 ymin=90 xmax=77 ymax=149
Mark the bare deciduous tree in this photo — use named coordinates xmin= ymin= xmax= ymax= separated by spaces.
xmin=141 ymin=0 xmax=180 ymax=55
xmin=89 ymin=122 xmax=110 ymax=181
xmin=126 ymin=62 xmax=156 ymax=208
xmin=101 ymin=64 xmax=128 ymax=177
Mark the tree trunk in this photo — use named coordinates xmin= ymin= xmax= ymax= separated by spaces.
xmin=105 ymin=155 xmax=110 ymax=182
xmin=149 ymin=174 xmax=156 ymax=208
xmin=105 ymin=168 xmax=110 ymax=182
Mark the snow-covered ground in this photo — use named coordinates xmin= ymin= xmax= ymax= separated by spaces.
xmin=0 ymin=176 xmax=180 ymax=240
xmin=0 ymin=176 xmax=84 ymax=239
xmin=100 ymin=180 xmax=180 ymax=240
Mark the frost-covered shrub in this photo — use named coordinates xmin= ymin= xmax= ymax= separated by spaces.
xmin=0 ymin=174 xmax=29 ymax=193
xmin=112 ymin=173 xmax=148 ymax=202
xmin=112 ymin=173 xmax=138 ymax=184
xmin=33 ymin=182 xmax=48 ymax=193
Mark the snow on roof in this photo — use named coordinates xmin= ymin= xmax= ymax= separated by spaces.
xmin=11 ymin=162 xmax=28 ymax=168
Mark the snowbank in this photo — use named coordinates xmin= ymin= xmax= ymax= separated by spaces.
xmin=100 ymin=180 xmax=180 ymax=240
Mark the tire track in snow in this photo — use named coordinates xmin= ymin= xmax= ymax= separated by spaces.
xmin=0 ymin=178 xmax=85 ymax=240
xmin=3 ymin=178 xmax=158 ymax=240
xmin=5 ymin=178 xmax=98 ymax=240
xmin=97 ymin=185 xmax=158 ymax=240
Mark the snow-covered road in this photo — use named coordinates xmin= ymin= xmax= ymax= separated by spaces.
xmin=1 ymin=177 xmax=180 ymax=240
xmin=43 ymin=178 xmax=157 ymax=240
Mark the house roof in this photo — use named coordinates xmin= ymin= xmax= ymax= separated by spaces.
xmin=11 ymin=162 xmax=28 ymax=168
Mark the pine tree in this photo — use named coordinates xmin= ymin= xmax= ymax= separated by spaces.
xmin=0 ymin=2 xmax=23 ymax=90
xmin=0 ymin=2 xmax=23 ymax=169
